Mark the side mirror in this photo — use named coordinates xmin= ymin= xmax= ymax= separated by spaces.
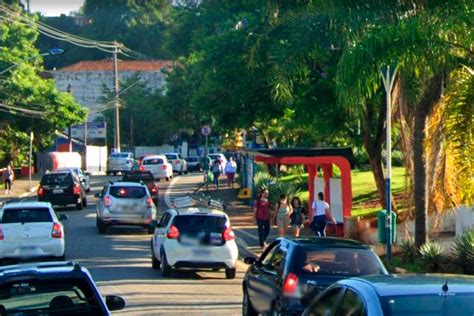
xmin=94 ymin=193 xmax=102 ymax=198
xmin=59 ymin=214 xmax=69 ymax=221
xmin=105 ymin=295 xmax=126 ymax=311
xmin=244 ymin=257 xmax=257 ymax=265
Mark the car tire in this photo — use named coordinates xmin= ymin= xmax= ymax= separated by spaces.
xmin=166 ymin=177 xmax=170 ymax=182
xmin=151 ymin=245 xmax=160 ymax=269
xmin=76 ymin=201 xmax=83 ymax=210
xmin=242 ymin=289 xmax=258 ymax=316
xmin=82 ymin=197 xmax=88 ymax=207
xmin=106 ymin=171 xmax=111 ymax=176
xmin=97 ymin=218 xmax=106 ymax=234
xmin=56 ymin=254 xmax=66 ymax=261
xmin=160 ymin=251 xmax=172 ymax=277
xmin=225 ymin=267 xmax=236 ymax=279
xmin=147 ymin=225 xmax=155 ymax=235
xmin=179 ymin=168 xmax=183 ymax=175
xmin=86 ymin=187 xmax=91 ymax=193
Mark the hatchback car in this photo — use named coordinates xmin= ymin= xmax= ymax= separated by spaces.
xmin=37 ymin=171 xmax=87 ymax=210
xmin=185 ymin=156 xmax=202 ymax=172
xmin=95 ymin=181 xmax=157 ymax=234
xmin=106 ymin=152 xmax=134 ymax=175
xmin=0 ymin=202 xmax=67 ymax=264
xmin=303 ymin=274 xmax=474 ymax=316
xmin=57 ymin=167 xmax=91 ymax=192
xmin=165 ymin=153 xmax=188 ymax=175
xmin=151 ymin=199 xmax=238 ymax=279
xmin=209 ymin=153 xmax=227 ymax=165
xmin=0 ymin=261 xmax=125 ymax=315
xmin=141 ymin=155 xmax=173 ymax=181
xmin=242 ymin=237 xmax=387 ymax=316
xmin=122 ymin=170 xmax=159 ymax=206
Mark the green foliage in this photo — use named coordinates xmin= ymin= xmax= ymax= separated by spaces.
xmin=268 ymin=181 xmax=301 ymax=205
xmin=419 ymin=242 xmax=445 ymax=273
xmin=400 ymin=237 xmax=415 ymax=263
xmin=253 ymin=171 xmax=274 ymax=195
xmin=451 ymin=228 xmax=474 ymax=275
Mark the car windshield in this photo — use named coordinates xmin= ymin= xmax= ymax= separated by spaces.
xmin=0 ymin=278 xmax=104 ymax=315
xmin=2 ymin=208 xmax=52 ymax=224
xmin=123 ymin=173 xmax=154 ymax=182
xmin=41 ymin=174 xmax=72 ymax=186
xmin=173 ymin=215 xmax=227 ymax=234
xmin=380 ymin=292 xmax=474 ymax=316
xmin=109 ymin=186 xmax=147 ymax=199
xmin=143 ymin=158 xmax=164 ymax=165
xmin=291 ymin=247 xmax=385 ymax=276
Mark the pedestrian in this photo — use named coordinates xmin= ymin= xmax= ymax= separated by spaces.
xmin=290 ymin=197 xmax=305 ymax=237
xmin=254 ymin=189 xmax=272 ymax=248
xmin=224 ymin=157 xmax=237 ymax=187
xmin=273 ymin=194 xmax=291 ymax=237
xmin=211 ymin=159 xmax=222 ymax=189
xmin=3 ymin=164 xmax=14 ymax=195
xmin=310 ymin=192 xmax=337 ymax=237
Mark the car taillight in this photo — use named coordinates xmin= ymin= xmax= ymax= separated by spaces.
xmin=0 ymin=226 xmax=4 ymax=240
xmin=73 ymin=184 xmax=81 ymax=194
xmin=283 ymin=273 xmax=298 ymax=295
xmin=150 ymin=186 xmax=157 ymax=193
xmin=51 ymin=223 xmax=63 ymax=238
xmin=37 ymin=186 xmax=44 ymax=197
xmin=161 ymin=165 xmax=167 ymax=170
xmin=174 ymin=160 xmax=180 ymax=164
xmin=139 ymin=165 xmax=145 ymax=171
xmin=147 ymin=197 xmax=154 ymax=208
xmin=104 ymin=196 xmax=112 ymax=207
xmin=167 ymin=225 xmax=179 ymax=239
xmin=222 ymin=227 xmax=235 ymax=241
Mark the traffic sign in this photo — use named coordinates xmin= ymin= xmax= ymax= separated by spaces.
xmin=201 ymin=125 xmax=211 ymax=136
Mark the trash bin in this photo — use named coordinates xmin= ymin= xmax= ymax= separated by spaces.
xmin=377 ymin=210 xmax=397 ymax=243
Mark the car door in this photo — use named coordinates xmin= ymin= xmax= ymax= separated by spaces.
xmin=335 ymin=287 xmax=367 ymax=316
xmin=154 ymin=212 xmax=172 ymax=256
xmin=305 ymin=286 xmax=344 ymax=316
xmin=96 ymin=185 xmax=108 ymax=213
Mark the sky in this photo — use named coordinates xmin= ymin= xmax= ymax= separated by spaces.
xmin=21 ymin=0 xmax=84 ymax=16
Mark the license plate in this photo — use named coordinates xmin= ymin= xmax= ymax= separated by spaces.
xmin=192 ymin=249 xmax=211 ymax=256
xmin=53 ymin=189 xmax=63 ymax=194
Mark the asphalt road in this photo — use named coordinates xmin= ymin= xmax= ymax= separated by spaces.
xmin=58 ymin=174 xmax=245 ymax=315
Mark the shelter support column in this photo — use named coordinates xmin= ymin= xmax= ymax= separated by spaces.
xmin=322 ymin=164 xmax=333 ymax=203
xmin=307 ymin=165 xmax=317 ymax=218
xmin=338 ymin=159 xmax=353 ymax=219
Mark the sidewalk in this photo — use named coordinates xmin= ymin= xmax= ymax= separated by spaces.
xmin=0 ymin=175 xmax=40 ymax=203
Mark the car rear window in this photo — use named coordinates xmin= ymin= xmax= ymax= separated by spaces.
xmin=185 ymin=157 xmax=198 ymax=162
xmin=41 ymin=173 xmax=73 ymax=186
xmin=143 ymin=158 xmax=164 ymax=165
xmin=109 ymin=186 xmax=147 ymax=198
xmin=2 ymin=208 xmax=52 ymax=223
xmin=123 ymin=173 xmax=154 ymax=182
xmin=165 ymin=154 xmax=177 ymax=160
xmin=0 ymin=278 xmax=103 ymax=315
xmin=381 ymin=292 xmax=474 ymax=315
xmin=291 ymin=247 xmax=385 ymax=276
xmin=173 ymin=215 xmax=227 ymax=234
xmin=111 ymin=153 xmax=131 ymax=158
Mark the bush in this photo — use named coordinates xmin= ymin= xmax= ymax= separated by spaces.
xmin=419 ymin=242 xmax=445 ymax=272
xmin=268 ymin=182 xmax=301 ymax=204
xmin=253 ymin=171 xmax=274 ymax=195
xmin=451 ymin=228 xmax=474 ymax=275
xmin=400 ymin=237 xmax=415 ymax=263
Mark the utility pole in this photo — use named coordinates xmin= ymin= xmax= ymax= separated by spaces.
xmin=113 ymin=41 xmax=121 ymax=152
xmin=26 ymin=0 xmax=31 ymax=13
xmin=28 ymin=131 xmax=33 ymax=191
xmin=67 ymin=84 xmax=72 ymax=152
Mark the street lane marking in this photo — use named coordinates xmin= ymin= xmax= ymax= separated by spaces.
xmin=164 ymin=176 xmax=180 ymax=208
xmin=235 ymin=228 xmax=259 ymax=241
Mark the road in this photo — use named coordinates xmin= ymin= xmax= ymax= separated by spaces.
xmin=59 ymin=174 xmax=244 ymax=315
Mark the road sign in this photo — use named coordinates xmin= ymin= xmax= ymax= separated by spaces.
xmin=201 ymin=125 xmax=211 ymax=136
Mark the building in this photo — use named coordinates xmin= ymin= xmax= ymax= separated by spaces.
xmin=51 ymin=59 xmax=173 ymax=143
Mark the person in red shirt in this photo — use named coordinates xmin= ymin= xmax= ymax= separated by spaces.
xmin=254 ymin=189 xmax=273 ymax=248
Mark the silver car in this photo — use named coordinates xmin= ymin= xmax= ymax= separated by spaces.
xmin=106 ymin=152 xmax=134 ymax=175
xmin=95 ymin=182 xmax=157 ymax=234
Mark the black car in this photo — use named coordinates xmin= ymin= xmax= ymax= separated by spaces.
xmin=242 ymin=237 xmax=388 ymax=316
xmin=0 ymin=261 xmax=125 ymax=315
xmin=37 ymin=171 xmax=87 ymax=210
xmin=122 ymin=170 xmax=159 ymax=205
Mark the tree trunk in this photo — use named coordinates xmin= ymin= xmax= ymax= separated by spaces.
xmin=367 ymin=148 xmax=387 ymax=208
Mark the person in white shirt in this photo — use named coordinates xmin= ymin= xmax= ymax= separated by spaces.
xmin=310 ymin=192 xmax=337 ymax=236
xmin=224 ymin=157 xmax=237 ymax=187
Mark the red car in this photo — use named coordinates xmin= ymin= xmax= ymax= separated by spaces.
xmin=122 ymin=171 xmax=159 ymax=206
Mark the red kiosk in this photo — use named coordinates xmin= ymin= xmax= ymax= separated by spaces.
xmin=251 ymin=148 xmax=355 ymax=236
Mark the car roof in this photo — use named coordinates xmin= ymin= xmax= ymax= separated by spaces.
xmin=143 ymin=155 xmax=167 ymax=159
xmin=110 ymin=181 xmax=147 ymax=187
xmin=44 ymin=171 xmax=71 ymax=175
xmin=0 ymin=261 xmax=88 ymax=280
xmin=283 ymin=237 xmax=371 ymax=249
xmin=169 ymin=207 xmax=228 ymax=217
xmin=57 ymin=167 xmax=80 ymax=170
xmin=344 ymin=274 xmax=474 ymax=296
xmin=164 ymin=153 xmax=178 ymax=155
xmin=2 ymin=201 xmax=53 ymax=209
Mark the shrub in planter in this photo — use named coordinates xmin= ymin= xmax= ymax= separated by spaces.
xmin=400 ymin=237 xmax=415 ymax=263
xmin=419 ymin=242 xmax=445 ymax=272
xmin=451 ymin=228 xmax=474 ymax=275
xmin=254 ymin=172 xmax=274 ymax=195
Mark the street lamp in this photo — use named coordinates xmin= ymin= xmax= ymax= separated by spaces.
xmin=0 ymin=48 xmax=64 ymax=75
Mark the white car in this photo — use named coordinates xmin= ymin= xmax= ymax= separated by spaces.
xmin=208 ymin=153 xmax=227 ymax=165
xmin=165 ymin=153 xmax=188 ymax=175
xmin=0 ymin=202 xmax=67 ymax=263
xmin=57 ymin=167 xmax=91 ymax=192
xmin=107 ymin=152 xmax=134 ymax=175
xmin=151 ymin=202 xmax=238 ymax=279
xmin=141 ymin=155 xmax=173 ymax=181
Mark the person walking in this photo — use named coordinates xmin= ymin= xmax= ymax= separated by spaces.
xmin=290 ymin=197 xmax=305 ymax=237
xmin=3 ymin=165 xmax=14 ymax=195
xmin=273 ymin=194 xmax=291 ymax=237
xmin=310 ymin=192 xmax=337 ymax=237
xmin=254 ymin=189 xmax=272 ymax=248
xmin=211 ymin=159 xmax=222 ymax=189
xmin=224 ymin=157 xmax=237 ymax=187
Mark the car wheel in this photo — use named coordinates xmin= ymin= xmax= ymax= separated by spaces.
xmin=225 ymin=267 xmax=236 ymax=279
xmin=160 ymin=251 xmax=172 ymax=277
xmin=76 ymin=201 xmax=83 ymax=210
xmin=147 ymin=225 xmax=155 ymax=235
xmin=56 ymin=254 xmax=66 ymax=261
xmin=86 ymin=187 xmax=91 ymax=193
xmin=106 ymin=171 xmax=111 ymax=176
xmin=165 ymin=177 xmax=170 ymax=182
xmin=82 ymin=197 xmax=88 ymax=207
xmin=179 ymin=168 xmax=183 ymax=175
xmin=97 ymin=218 xmax=106 ymax=234
xmin=242 ymin=289 xmax=258 ymax=316
xmin=151 ymin=244 xmax=160 ymax=269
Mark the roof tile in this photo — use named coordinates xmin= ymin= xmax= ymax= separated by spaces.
xmin=58 ymin=59 xmax=174 ymax=72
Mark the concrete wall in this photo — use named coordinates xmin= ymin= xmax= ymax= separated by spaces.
xmin=455 ymin=205 xmax=474 ymax=236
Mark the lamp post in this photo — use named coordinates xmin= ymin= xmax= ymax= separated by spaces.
xmin=0 ymin=48 xmax=64 ymax=75
xmin=380 ymin=64 xmax=398 ymax=259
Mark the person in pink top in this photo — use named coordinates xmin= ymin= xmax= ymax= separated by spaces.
xmin=254 ymin=189 xmax=273 ymax=248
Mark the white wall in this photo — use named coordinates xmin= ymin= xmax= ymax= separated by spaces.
xmin=314 ymin=178 xmax=343 ymax=222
